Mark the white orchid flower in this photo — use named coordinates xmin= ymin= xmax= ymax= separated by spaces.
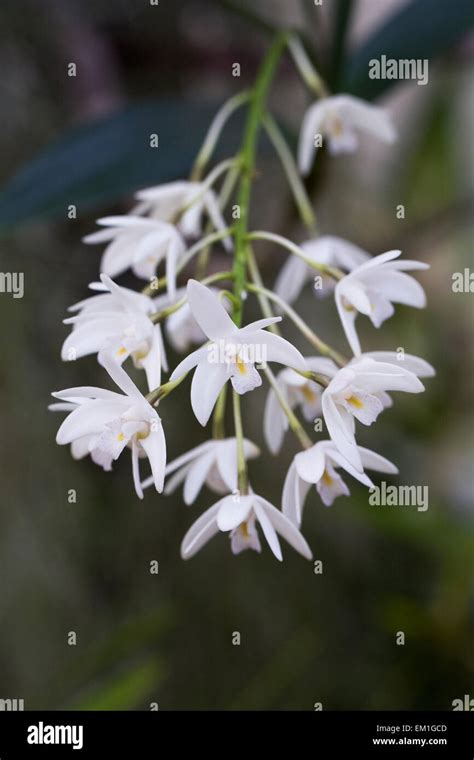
xmin=134 ymin=180 xmax=231 ymax=250
xmin=181 ymin=490 xmax=312 ymax=561
xmin=170 ymin=280 xmax=307 ymax=426
xmin=322 ymin=356 xmax=425 ymax=471
xmin=335 ymin=250 xmax=429 ymax=356
xmin=274 ymin=235 xmax=370 ymax=304
xmin=153 ymin=286 xmax=230 ymax=354
xmin=52 ymin=352 xmax=166 ymax=499
xmin=83 ymin=216 xmax=186 ymax=298
xmin=62 ymin=274 xmax=167 ymax=391
xmin=283 ymin=440 xmax=398 ymax=525
xmin=141 ymin=437 xmax=260 ymax=503
xmin=298 ymin=94 xmax=397 ymax=174
xmin=264 ymin=357 xmax=338 ymax=454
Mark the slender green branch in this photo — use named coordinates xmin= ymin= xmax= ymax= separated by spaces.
xmin=146 ymin=371 xmax=188 ymax=406
xmin=263 ymin=113 xmax=317 ymax=232
xmin=232 ymin=390 xmax=248 ymax=494
xmin=212 ymin=385 xmax=228 ymax=439
xmin=247 ymin=230 xmax=344 ymax=280
xmin=246 ymin=281 xmax=347 ymax=366
xmin=247 ymin=246 xmax=280 ymax=335
xmin=264 ymin=366 xmax=312 ymax=449
xmin=287 ymin=33 xmax=329 ymax=97
xmin=191 ymin=93 xmax=250 ymax=180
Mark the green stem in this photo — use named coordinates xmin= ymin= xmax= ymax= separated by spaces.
xmin=232 ymin=390 xmax=248 ymax=494
xmin=212 ymin=385 xmax=228 ymax=439
xmin=247 ymin=246 xmax=280 ymax=335
xmin=247 ymin=230 xmax=344 ymax=280
xmin=232 ymin=31 xmax=289 ymax=327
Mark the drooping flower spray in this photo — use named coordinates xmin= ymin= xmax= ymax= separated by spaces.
xmin=51 ymin=32 xmax=433 ymax=561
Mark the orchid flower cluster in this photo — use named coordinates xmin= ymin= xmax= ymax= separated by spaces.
xmin=51 ymin=34 xmax=434 ymax=563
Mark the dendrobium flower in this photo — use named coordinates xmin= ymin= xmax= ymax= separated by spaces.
xmin=335 ymin=250 xmax=429 ymax=355
xmin=181 ymin=490 xmax=312 ymax=561
xmin=170 ymin=280 xmax=307 ymax=425
xmin=134 ymin=180 xmax=231 ymax=249
xmin=51 ymin=353 xmax=166 ymax=499
xmin=62 ymin=275 xmax=166 ymax=391
xmin=298 ymin=94 xmax=397 ymax=174
xmin=153 ymin=286 xmax=230 ymax=354
xmin=283 ymin=440 xmax=398 ymax=525
xmin=141 ymin=437 xmax=260 ymax=503
xmin=264 ymin=357 xmax=338 ymax=454
xmin=274 ymin=236 xmax=370 ymax=304
xmin=83 ymin=216 xmax=186 ymax=298
xmin=321 ymin=356 xmax=425 ymax=471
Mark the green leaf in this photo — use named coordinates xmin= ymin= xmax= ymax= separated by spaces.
xmin=342 ymin=0 xmax=474 ymax=100
xmin=0 ymin=99 xmax=239 ymax=229
xmin=70 ymin=658 xmax=164 ymax=711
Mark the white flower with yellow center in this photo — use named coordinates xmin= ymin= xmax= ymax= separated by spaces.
xmin=335 ymin=250 xmax=429 ymax=356
xmin=322 ymin=356 xmax=425 ymax=471
xmin=274 ymin=235 xmax=370 ymax=304
xmin=181 ymin=490 xmax=312 ymax=561
xmin=264 ymin=357 xmax=338 ymax=454
xmin=283 ymin=440 xmax=398 ymax=525
xmin=170 ymin=280 xmax=307 ymax=426
xmin=298 ymin=94 xmax=396 ymax=174
xmin=62 ymin=274 xmax=166 ymax=391
xmin=52 ymin=353 xmax=166 ymax=499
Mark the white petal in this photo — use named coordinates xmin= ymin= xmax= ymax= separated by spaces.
xmin=298 ymin=100 xmax=330 ymax=175
xmin=256 ymin=497 xmax=312 ymax=560
xmin=98 ymin=351 xmax=144 ymax=400
xmin=263 ymin=385 xmax=287 ymax=454
xmin=362 ymin=351 xmax=435 ymax=378
xmin=295 ymin=443 xmax=327 ymax=484
xmin=140 ymin=422 xmax=166 ymax=492
xmin=56 ymin=400 xmax=126 ymax=445
xmin=282 ymin=462 xmax=312 ymax=526
xmin=245 ymin=330 xmax=307 ymax=371
xmin=358 ymin=446 xmax=398 ymax=475
xmin=132 ymin=439 xmax=144 ymax=499
xmin=139 ymin=327 xmax=163 ymax=391
xmin=186 ymin=280 xmax=238 ymax=341
xmin=322 ymin=391 xmax=362 ymax=470
xmin=337 ymin=95 xmax=396 ymax=144
xmin=165 ymin=440 xmax=214 ymax=476
xmin=215 ymin=439 xmax=239 ymax=492
xmin=335 ymin=285 xmax=361 ymax=356
xmin=190 ymin=359 xmax=228 ymax=426
xmin=216 ymin=494 xmax=253 ymax=531
xmin=183 ymin=449 xmax=217 ymax=504
xmin=274 ymin=255 xmax=310 ymax=304
xmin=169 ymin=344 xmax=209 ymax=382
xmin=181 ymin=502 xmax=222 ymax=559
xmin=253 ymin=501 xmax=282 ymax=560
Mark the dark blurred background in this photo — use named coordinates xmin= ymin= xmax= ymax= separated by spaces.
xmin=0 ymin=0 xmax=473 ymax=710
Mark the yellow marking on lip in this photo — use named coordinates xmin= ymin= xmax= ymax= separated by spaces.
xmin=240 ymin=521 xmax=250 ymax=538
xmin=347 ymin=395 xmax=364 ymax=409
xmin=117 ymin=432 xmax=125 ymax=441
xmin=236 ymin=357 xmax=247 ymax=375
xmin=322 ymin=469 xmax=333 ymax=486
xmin=302 ymin=385 xmax=317 ymax=403
xmin=117 ymin=346 xmax=127 ymax=357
